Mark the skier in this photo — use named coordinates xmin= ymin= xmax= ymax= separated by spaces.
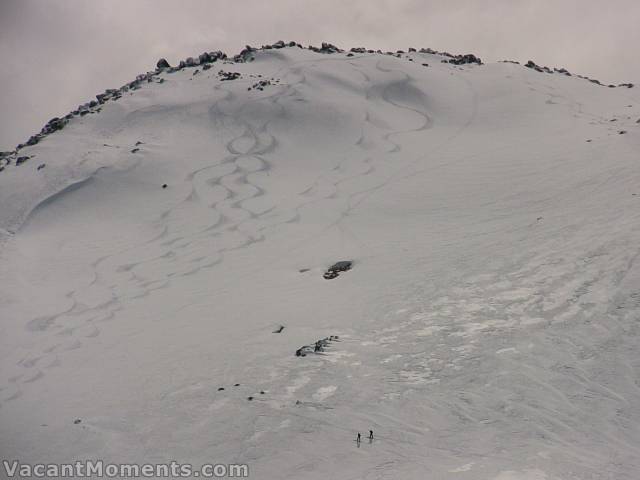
xmin=369 ymin=430 xmax=374 ymax=440
xmin=356 ymin=432 xmax=361 ymax=444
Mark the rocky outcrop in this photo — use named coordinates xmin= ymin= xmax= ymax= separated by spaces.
xmin=309 ymin=42 xmax=343 ymax=54
xmin=447 ymin=54 xmax=482 ymax=65
xmin=156 ymin=58 xmax=170 ymax=69
xmin=218 ymin=70 xmax=241 ymax=81
xmin=323 ymin=260 xmax=353 ymax=280
xmin=295 ymin=335 xmax=340 ymax=357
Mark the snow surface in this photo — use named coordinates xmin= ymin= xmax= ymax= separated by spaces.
xmin=1 ymin=46 xmax=640 ymax=479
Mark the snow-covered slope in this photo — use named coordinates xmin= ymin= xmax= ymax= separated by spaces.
xmin=1 ymin=44 xmax=640 ymax=479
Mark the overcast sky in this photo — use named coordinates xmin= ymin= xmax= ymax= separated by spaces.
xmin=1 ymin=0 xmax=639 ymax=151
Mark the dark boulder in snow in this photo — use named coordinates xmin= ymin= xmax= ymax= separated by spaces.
xmin=156 ymin=58 xmax=170 ymax=69
xmin=309 ymin=42 xmax=342 ymax=54
xmin=329 ymin=260 xmax=352 ymax=272
xmin=296 ymin=335 xmax=340 ymax=357
xmin=525 ymin=60 xmax=544 ymax=73
xmin=553 ymin=67 xmax=571 ymax=76
xmin=218 ymin=70 xmax=241 ymax=81
xmin=234 ymin=45 xmax=255 ymax=63
xmin=323 ymin=260 xmax=352 ymax=279
xmin=448 ymin=54 xmax=482 ymax=65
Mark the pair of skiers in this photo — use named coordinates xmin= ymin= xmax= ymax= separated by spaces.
xmin=356 ymin=430 xmax=374 ymax=444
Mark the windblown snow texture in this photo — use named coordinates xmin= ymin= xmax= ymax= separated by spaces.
xmin=1 ymin=42 xmax=640 ymax=480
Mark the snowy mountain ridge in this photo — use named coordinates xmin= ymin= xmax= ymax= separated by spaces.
xmin=1 ymin=42 xmax=640 ymax=480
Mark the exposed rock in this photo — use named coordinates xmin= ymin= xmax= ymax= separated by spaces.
xmin=156 ymin=58 xmax=170 ymax=69
xmin=296 ymin=335 xmax=340 ymax=357
xmin=37 ymin=163 xmax=46 ymax=171
xmin=525 ymin=60 xmax=544 ymax=73
xmin=218 ymin=70 xmax=241 ymax=81
xmin=323 ymin=260 xmax=353 ymax=279
xmin=42 ymin=117 xmax=67 ymax=134
xmin=248 ymin=79 xmax=276 ymax=91
xmin=553 ymin=67 xmax=571 ymax=76
xmin=323 ymin=271 xmax=339 ymax=280
xmin=272 ymin=40 xmax=285 ymax=49
xmin=16 ymin=156 xmax=30 ymax=165
xmin=73 ymin=419 xmax=82 ymax=424
xmin=526 ymin=60 xmax=543 ymax=71
xmin=310 ymin=42 xmax=342 ymax=54
xmin=235 ymin=45 xmax=255 ymax=63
